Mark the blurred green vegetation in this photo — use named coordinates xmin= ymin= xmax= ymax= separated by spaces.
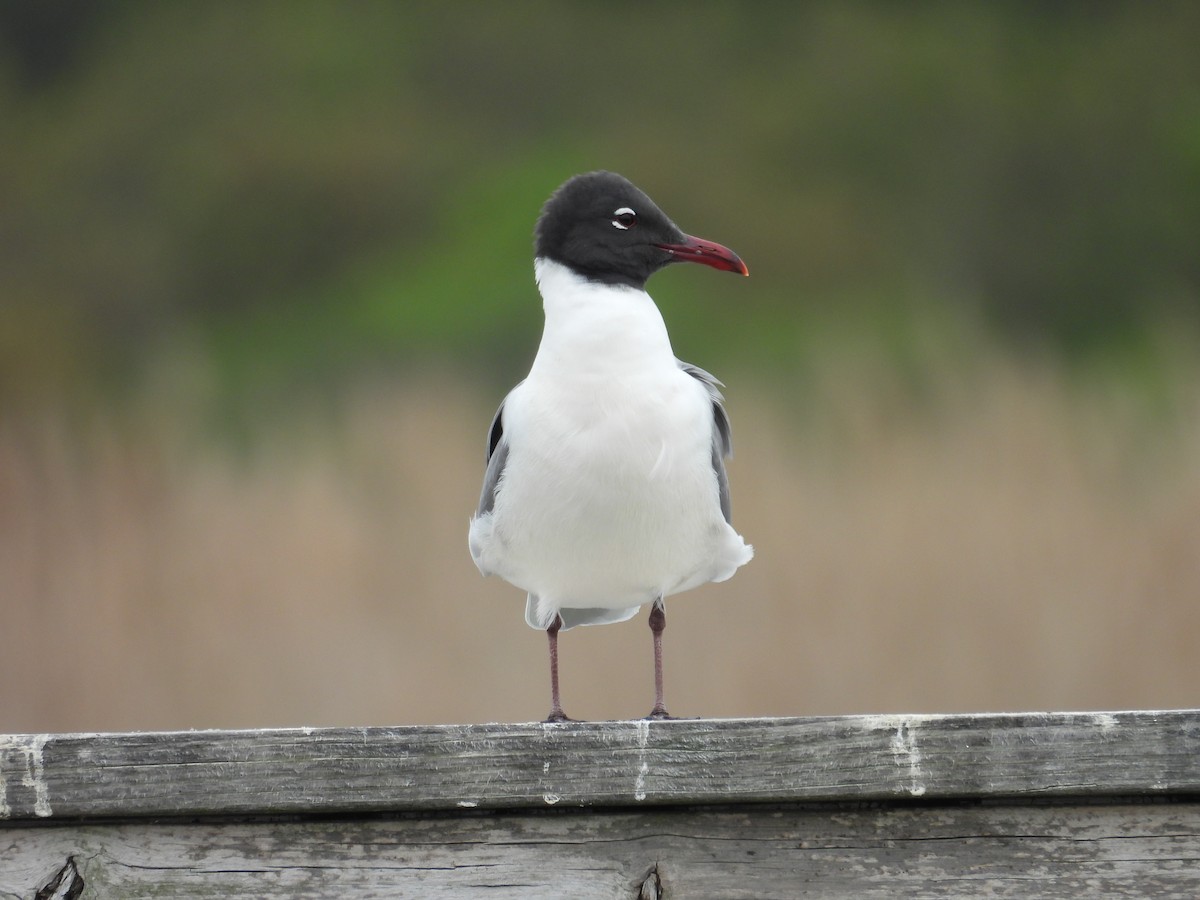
xmin=2 ymin=2 xmax=1198 ymax=415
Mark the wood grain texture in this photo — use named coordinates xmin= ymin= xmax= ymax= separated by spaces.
xmin=5 ymin=801 xmax=1200 ymax=898
xmin=3 ymin=711 xmax=1199 ymax=821
xmin=4 ymin=713 xmax=1200 ymax=897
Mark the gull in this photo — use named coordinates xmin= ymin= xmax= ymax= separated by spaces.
xmin=469 ymin=171 xmax=753 ymax=720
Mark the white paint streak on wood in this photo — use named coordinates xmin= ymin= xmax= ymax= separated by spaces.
xmin=0 ymin=746 xmax=8 ymax=818
xmin=0 ymin=734 xmax=53 ymax=818
xmin=890 ymin=718 xmax=926 ymax=797
xmin=634 ymin=718 xmax=651 ymax=801
xmin=860 ymin=714 xmax=928 ymax=798
xmin=540 ymin=720 xmax=561 ymax=805
xmin=28 ymin=735 xmax=53 ymax=817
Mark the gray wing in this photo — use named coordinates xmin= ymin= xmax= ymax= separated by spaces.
xmin=476 ymin=395 xmax=510 ymax=517
xmin=678 ymin=361 xmax=734 ymax=523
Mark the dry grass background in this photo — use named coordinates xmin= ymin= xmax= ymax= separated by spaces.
xmin=3 ymin=346 xmax=1198 ymax=734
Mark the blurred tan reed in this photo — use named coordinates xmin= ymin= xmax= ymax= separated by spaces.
xmin=2 ymin=350 xmax=1198 ymax=733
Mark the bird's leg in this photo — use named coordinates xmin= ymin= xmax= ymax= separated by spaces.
xmin=545 ymin=614 xmax=569 ymax=722
xmin=647 ymin=598 xmax=671 ymax=719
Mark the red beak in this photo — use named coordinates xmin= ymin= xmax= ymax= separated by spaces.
xmin=654 ymin=234 xmax=749 ymax=276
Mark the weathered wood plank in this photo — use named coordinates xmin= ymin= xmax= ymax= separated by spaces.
xmin=5 ymin=801 xmax=1200 ymax=898
xmin=3 ymin=711 xmax=1199 ymax=821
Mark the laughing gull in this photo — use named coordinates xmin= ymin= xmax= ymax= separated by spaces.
xmin=469 ymin=171 xmax=753 ymax=721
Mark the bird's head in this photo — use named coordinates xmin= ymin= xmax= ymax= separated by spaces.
xmin=534 ymin=171 xmax=748 ymax=289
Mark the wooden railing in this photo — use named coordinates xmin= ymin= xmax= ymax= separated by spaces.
xmin=4 ymin=711 xmax=1199 ymax=897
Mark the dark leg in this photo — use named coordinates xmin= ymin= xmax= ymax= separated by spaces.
xmin=647 ymin=598 xmax=671 ymax=719
xmin=545 ymin=615 xmax=568 ymax=722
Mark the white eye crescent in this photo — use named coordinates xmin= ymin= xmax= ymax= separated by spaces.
xmin=611 ymin=207 xmax=637 ymax=230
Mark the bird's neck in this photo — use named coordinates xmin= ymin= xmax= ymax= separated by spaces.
xmin=530 ymin=258 xmax=676 ymax=379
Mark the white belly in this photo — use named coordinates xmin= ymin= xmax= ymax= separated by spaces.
xmin=471 ymin=367 xmax=748 ymax=614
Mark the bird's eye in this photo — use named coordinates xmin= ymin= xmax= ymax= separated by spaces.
xmin=611 ymin=207 xmax=637 ymax=230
